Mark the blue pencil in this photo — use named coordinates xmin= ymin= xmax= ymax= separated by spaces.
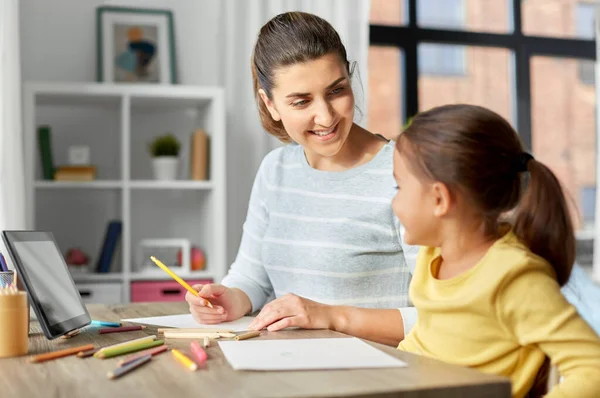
xmin=91 ymin=320 xmax=121 ymax=328
xmin=0 ymin=253 xmax=8 ymax=272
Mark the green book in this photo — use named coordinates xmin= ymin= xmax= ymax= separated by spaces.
xmin=38 ymin=126 xmax=55 ymax=180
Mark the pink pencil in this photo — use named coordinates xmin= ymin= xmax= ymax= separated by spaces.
xmin=117 ymin=344 xmax=169 ymax=367
xmin=190 ymin=340 xmax=207 ymax=366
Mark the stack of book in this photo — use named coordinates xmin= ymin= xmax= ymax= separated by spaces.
xmin=54 ymin=166 xmax=96 ymax=181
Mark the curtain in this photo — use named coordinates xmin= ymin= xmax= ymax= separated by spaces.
xmin=220 ymin=0 xmax=371 ymax=263
xmin=0 ymin=0 xmax=26 ymax=267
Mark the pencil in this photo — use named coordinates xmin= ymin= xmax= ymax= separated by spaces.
xmin=234 ymin=331 xmax=261 ymax=341
xmin=157 ymin=328 xmax=234 ymax=334
xmin=97 ymin=340 xmax=164 ymax=359
xmin=171 ymin=349 xmax=198 ymax=371
xmin=91 ymin=320 xmax=121 ymax=328
xmin=163 ymin=331 xmax=231 ymax=339
xmin=98 ymin=325 xmax=146 ymax=334
xmin=202 ymin=336 xmax=210 ymax=348
xmin=190 ymin=341 xmax=207 ymax=366
xmin=77 ymin=348 xmax=99 ymax=358
xmin=150 ymin=256 xmax=213 ymax=308
xmin=94 ymin=335 xmax=156 ymax=357
xmin=117 ymin=344 xmax=168 ymax=367
xmin=107 ymin=354 xmax=152 ymax=379
xmin=29 ymin=344 xmax=95 ymax=363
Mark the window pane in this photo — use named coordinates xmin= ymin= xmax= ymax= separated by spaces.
xmin=523 ymin=0 xmax=596 ymax=39
xmin=417 ymin=0 xmax=512 ymax=33
xmin=370 ymin=0 xmax=408 ymax=26
xmin=531 ymin=56 xmax=596 ymax=265
xmin=418 ymin=45 xmax=514 ymax=123
xmin=368 ymin=46 xmax=404 ymax=140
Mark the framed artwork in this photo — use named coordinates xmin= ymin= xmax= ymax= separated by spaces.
xmin=96 ymin=6 xmax=177 ymax=84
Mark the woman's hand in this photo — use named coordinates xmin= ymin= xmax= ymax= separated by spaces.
xmin=185 ymin=284 xmax=251 ymax=324
xmin=247 ymin=294 xmax=334 ymax=331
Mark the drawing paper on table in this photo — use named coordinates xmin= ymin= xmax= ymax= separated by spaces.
xmin=121 ymin=314 xmax=255 ymax=332
xmin=218 ymin=338 xmax=407 ymax=371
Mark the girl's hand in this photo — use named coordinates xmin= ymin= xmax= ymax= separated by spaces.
xmin=247 ymin=294 xmax=333 ymax=331
xmin=185 ymin=284 xmax=249 ymax=324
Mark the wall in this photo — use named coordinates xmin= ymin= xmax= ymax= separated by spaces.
xmin=20 ymin=0 xmax=255 ymax=266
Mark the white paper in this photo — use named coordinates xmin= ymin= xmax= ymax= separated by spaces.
xmin=121 ymin=314 xmax=255 ymax=332
xmin=218 ymin=337 xmax=407 ymax=371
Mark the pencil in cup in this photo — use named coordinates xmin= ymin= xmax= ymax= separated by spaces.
xmin=0 ymin=271 xmax=15 ymax=288
xmin=149 ymin=256 xmax=213 ymax=308
xmin=118 ymin=344 xmax=168 ymax=367
xmin=94 ymin=335 xmax=156 ymax=357
xmin=171 ymin=349 xmax=198 ymax=371
xmin=29 ymin=344 xmax=95 ymax=363
xmin=96 ymin=339 xmax=164 ymax=359
xmin=107 ymin=354 xmax=152 ymax=380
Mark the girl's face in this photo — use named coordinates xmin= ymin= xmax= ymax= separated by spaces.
xmin=392 ymin=149 xmax=441 ymax=247
xmin=259 ymin=53 xmax=355 ymax=160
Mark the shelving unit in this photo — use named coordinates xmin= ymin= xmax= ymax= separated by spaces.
xmin=23 ymin=82 xmax=226 ymax=304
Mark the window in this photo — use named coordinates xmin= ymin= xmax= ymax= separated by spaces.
xmin=582 ymin=186 xmax=597 ymax=223
xmin=577 ymin=3 xmax=596 ymax=85
xmin=418 ymin=0 xmax=466 ymax=76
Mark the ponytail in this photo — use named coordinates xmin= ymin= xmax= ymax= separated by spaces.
xmin=513 ymin=159 xmax=575 ymax=286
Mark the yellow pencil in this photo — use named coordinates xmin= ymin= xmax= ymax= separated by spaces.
xmin=150 ymin=256 xmax=213 ymax=308
xmin=171 ymin=349 xmax=198 ymax=371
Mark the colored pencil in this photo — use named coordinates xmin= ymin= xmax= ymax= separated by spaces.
xmin=171 ymin=349 xmax=197 ymax=371
xmin=117 ymin=344 xmax=168 ymax=367
xmin=190 ymin=341 xmax=207 ymax=366
xmin=163 ymin=331 xmax=230 ymax=339
xmin=98 ymin=325 xmax=146 ymax=334
xmin=29 ymin=344 xmax=95 ymax=363
xmin=107 ymin=355 xmax=152 ymax=379
xmin=77 ymin=348 xmax=99 ymax=358
xmin=234 ymin=331 xmax=261 ymax=341
xmin=94 ymin=335 xmax=156 ymax=357
xmin=150 ymin=256 xmax=213 ymax=308
xmin=97 ymin=339 xmax=164 ymax=359
xmin=157 ymin=328 xmax=234 ymax=333
xmin=91 ymin=320 xmax=121 ymax=328
xmin=202 ymin=336 xmax=210 ymax=348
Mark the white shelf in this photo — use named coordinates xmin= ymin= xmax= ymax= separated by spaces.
xmin=130 ymin=270 xmax=216 ymax=281
xmin=128 ymin=180 xmax=213 ymax=190
xmin=71 ymin=273 xmax=124 ymax=283
xmin=25 ymin=82 xmax=227 ymax=305
xmin=35 ymin=180 xmax=123 ymax=189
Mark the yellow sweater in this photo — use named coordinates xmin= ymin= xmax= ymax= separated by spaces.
xmin=398 ymin=231 xmax=600 ymax=398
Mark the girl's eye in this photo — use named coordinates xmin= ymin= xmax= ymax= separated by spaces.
xmin=330 ymin=86 xmax=345 ymax=95
xmin=291 ymin=100 xmax=309 ymax=107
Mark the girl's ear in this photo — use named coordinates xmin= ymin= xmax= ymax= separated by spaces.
xmin=431 ymin=182 xmax=452 ymax=218
xmin=258 ymin=89 xmax=281 ymax=121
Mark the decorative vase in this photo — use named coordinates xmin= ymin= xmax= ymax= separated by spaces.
xmin=152 ymin=156 xmax=179 ymax=180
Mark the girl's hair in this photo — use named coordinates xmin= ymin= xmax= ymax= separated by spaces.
xmin=397 ymin=104 xmax=575 ymax=286
xmin=251 ymin=12 xmax=350 ymax=143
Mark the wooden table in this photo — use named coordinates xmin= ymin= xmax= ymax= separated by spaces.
xmin=0 ymin=303 xmax=511 ymax=398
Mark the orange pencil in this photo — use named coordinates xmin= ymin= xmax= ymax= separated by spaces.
xmin=30 ymin=344 xmax=95 ymax=363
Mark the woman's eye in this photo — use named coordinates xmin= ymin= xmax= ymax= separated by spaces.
xmin=292 ymin=100 xmax=309 ymax=107
xmin=330 ymin=87 xmax=344 ymax=95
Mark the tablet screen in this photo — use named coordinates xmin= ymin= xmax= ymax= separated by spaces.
xmin=12 ymin=240 xmax=85 ymax=325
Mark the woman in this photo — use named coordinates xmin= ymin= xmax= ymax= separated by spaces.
xmin=186 ymin=11 xmax=417 ymax=346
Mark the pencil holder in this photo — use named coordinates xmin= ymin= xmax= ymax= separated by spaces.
xmin=0 ymin=291 xmax=29 ymax=358
xmin=0 ymin=270 xmax=15 ymax=287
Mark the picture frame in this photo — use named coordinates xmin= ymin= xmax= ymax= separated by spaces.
xmin=96 ymin=6 xmax=177 ymax=84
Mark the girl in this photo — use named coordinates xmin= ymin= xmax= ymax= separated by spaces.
xmin=186 ymin=12 xmax=419 ymax=346
xmin=393 ymin=104 xmax=600 ymax=397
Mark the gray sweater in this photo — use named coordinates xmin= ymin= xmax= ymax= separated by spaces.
xmin=222 ymin=141 xmax=418 ymax=333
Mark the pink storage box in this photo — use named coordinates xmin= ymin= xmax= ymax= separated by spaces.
xmin=131 ymin=279 xmax=213 ymax=302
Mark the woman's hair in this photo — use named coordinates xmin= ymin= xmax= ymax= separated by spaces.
xmin=397 ymin=104 xmax=575 ymax=286
xmin=251 ymin=12 xmax=350 ymax=143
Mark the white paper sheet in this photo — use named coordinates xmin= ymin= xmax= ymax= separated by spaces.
xmin=121 ymin=314 xmax=255 ymax=332
xmin=218 ymin=337 xmax=407 ymax=371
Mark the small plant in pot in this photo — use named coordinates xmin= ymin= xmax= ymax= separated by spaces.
xmin=149 ymin=133 xmax=181 ymax=180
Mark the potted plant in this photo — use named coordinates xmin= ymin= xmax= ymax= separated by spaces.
xmin=149 ymin=133 xmax=181 ymax=180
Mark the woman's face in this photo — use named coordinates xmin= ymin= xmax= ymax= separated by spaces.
xmin=260 ymin=53 xmax=355 ymax=160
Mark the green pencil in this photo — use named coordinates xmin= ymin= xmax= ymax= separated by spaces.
xmin=97 ymin=339 xmax=164 ymax=359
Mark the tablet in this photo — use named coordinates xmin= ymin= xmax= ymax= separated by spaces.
xmin=2 ymin=231 xmax=91 ymax=339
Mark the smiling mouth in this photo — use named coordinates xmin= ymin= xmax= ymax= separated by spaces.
xmin=309 ymin=122 xmax=339 ymax=137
